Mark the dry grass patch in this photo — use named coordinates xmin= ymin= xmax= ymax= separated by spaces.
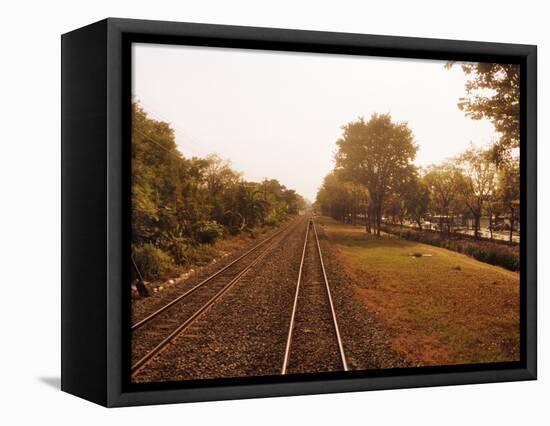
xmin=317 ymin=216 xmax=520 ymax=366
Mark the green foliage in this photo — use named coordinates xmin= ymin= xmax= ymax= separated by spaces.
xmin=403 ymin=176 xmax=430 ymax=229
xmin=183 ymin=243 xmax=219 ymax=266
xmin=333 ymin=113 xmax=418 ymax=235
xmin=317 ymin=117 xmax=520 ymax=246
xmin=316 ymin=172 xmax=356 ymax=222
xmin=454 ymin=146 xmax=498 ymax=238
xmin=220 ymin=210 xmax=245 ymax=235
xmin=462 ymin=245 xmax=518 ymax=271
xmin=497 ymin=160 xmax=520 ymax=243
xmin=133 ymin=243 xmax=179 ymax=281
xmin=423 ymin=162 xmax=465 ymax=233
xmin=131 ymin=102 xmax=306 ymax=281
xmin=191 ymin=220 xmax=225 ymax=244
xmin=447 ymin=62 xmax=520 ymax=163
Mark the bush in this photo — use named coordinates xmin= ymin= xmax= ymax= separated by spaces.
xmin=221 ymin=211 xmax=244 ymax=235
xmin=494 ymin=252 xmax=519 ymax=271
xmin=186 ymin=244 xmax=219 ymax=266
xmin=262 ymin=215 xmax=280 ymax=227
xmin=192 ymin=220 xmax=224 ymax=244
xmin=133 ymin=243 xmax=178 ymax=281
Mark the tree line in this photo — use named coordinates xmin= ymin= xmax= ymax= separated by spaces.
xmin=316 ymin=63 xmax=520 ymax=244
xmin=132 ymin=102 xmax=307 ymax=280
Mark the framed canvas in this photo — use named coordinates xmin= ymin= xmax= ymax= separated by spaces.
xmin=61 ymin=18 xmax=537 ymax=407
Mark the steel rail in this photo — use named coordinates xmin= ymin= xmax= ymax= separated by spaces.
xmin=131 ymin=219 xmax=297 ymax=331
xmin=281 ymin=218 xmax=310 ymax=374
xmin=281 ymin=218 xmax=348 ymax=374
xmin=311 ymin=219 xmax=348 ymax=371
xmin=131 ymin=218 xmax=302 ymax=377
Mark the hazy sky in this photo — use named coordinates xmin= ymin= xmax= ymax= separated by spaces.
xmin=132 ymin=43 xmax=496 ymax=201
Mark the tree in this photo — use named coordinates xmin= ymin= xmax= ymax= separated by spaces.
xmin=347 ymin=182 xmax=368 ymax=227
xmin=203 ymin=154 xmax=241 ymax=222
xmin=424 ymin=163 xmax=463 ymax=233
xmin=132 ymin=102 xmax=186 ymax=246
xmin=385 ymin=193 xmax=404 ymax=225
xmin=403 ymin=175 xmax=430 ymax=230
xmin=334 ymin=114 xmax=418 ymax=236
xmin=235 ymin=183 xmax=270 ymax=229
xmin=384 ymin=169 xmax=424 ymax=233
xmin=316 ymin=172 xmax=354 ymax=223
xmin=484 ymin=191 xmax=501 ymax=241
xmin=455 ymin=147 xmax=498 ymax=239
xmin=131 ymin=101 xmax=306 ymax=280
xmin=498 ymin=159 xmax=520 ymax=244
xmin=447 ymin=62 xmax=520 ymax=164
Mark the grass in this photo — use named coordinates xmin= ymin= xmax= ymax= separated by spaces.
xmin=317 ymin=216 xmax=520 ymax=366
xmin=381 ymin=223 xmax=519 ymax=271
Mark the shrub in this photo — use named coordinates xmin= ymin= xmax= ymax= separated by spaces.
xmin=159 ymin=234 xmax=192 ymax=266
xmin=165 ymin=240 xmax=195 ymax=267
xmin=192 ymin=220 xmax=224 ymax=244
xmin=133 ymin=243 xmax=178 ymax=281
xmin=262 ymin=215 xmax=280 ymax=227
xmin=221 ymin=211 xmax=244 ymax=235
xmin=494 ymin=252 xmax=519 ymax=271
xmin=162 ymin=234 xmax=221 ymax=267
xmin=187 ymin=244 xmax=219 ymax=266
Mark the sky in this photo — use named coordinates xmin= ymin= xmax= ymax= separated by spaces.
xmin=132 ymin=43 xmax=497 ymax=201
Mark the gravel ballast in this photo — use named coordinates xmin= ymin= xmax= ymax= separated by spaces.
xmin=132 ymin=215 xmax=407 ymax=383
xmin=133 ymin=216 xmax=308 ymax=382
xmin=284 ymin=220 xmax=343 ymax=374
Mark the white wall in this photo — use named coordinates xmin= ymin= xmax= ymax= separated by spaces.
xmin=0 ymin=0 xmax=546 ymax=423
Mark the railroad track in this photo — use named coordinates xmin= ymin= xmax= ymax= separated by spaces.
xmin=281 ymin=217 xmax=348 ymax=374
xmin=131 ymin=216 xmax=305 ymax=377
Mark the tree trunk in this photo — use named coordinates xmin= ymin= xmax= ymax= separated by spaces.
xmin=351 ymin=194 xmax=357 ymax=226
xmin=509 ymin=208 xmax=515 ymax=244
xmin=376 ymin=204 xmax=382 ymax=237
xmin=474 ymin=214 xmax=480 ymax=239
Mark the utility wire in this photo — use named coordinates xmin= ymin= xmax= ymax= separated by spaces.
xmin=133 ymin=127 xmax=186 ymax=162
xmin=134 ymin=99 xmax=208 ymax=156
xmin=133 ymin=102 xmax=269 ymax=182
xmin=133 ymin=126 xmax=267 ymax=182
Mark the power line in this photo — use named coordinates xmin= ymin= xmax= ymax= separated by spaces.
xmin=133 ymin=127 xmax=185 ymax=162
xmin=133 ymin=99 xmax=209 ymax=156
xmin=134 ymin=127 xmax=269 ymax=183
xmin=133 ymin=102 xmax=270 ymax=183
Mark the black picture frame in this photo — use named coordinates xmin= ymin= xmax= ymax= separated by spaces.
xmin=61 ymin=17 xmax=537 ymax=407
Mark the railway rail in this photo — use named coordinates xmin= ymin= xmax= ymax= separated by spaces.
xmin=131 ymin=216 xmax=305 ymax=377
xmin=281 ymin=217 xmax=348 ymax=374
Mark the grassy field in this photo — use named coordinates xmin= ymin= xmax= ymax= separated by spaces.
xmin=318 ymin=216 xmax=520 ymax=366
